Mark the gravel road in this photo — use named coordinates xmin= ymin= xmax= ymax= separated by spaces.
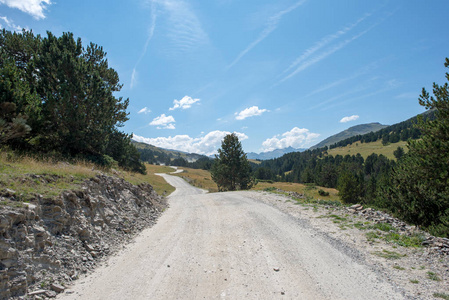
xmin=59 ymin=174 xmax=407 ymax=299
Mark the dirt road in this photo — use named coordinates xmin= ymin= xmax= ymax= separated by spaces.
xmin=60 ymin=174 xmax=406 ymax=299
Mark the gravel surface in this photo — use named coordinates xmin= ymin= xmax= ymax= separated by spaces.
xmin=58 ymin=174 xmax=447 ymax=299
xmin=247 ymin=191 xmax=449 ymax=300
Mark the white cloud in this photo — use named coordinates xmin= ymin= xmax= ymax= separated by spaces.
xmin=261 ymin=127 xmax=320 ymax=152
xmin=235 ymin=106 xmax=269 ymax=120
xmin=340 ymin=115 xmax=359 ymax=123
xmin=227 ymin=0 xmax=306 ymax=69
xmin=138 ymin=107 xmax=151 ymax=114
xmin=0 ymin=16 xmax=22 ymax=31
xmin=0 ymin=0 xmax=51 ymax=20
xmin=150 ymin=114 xmax=176 ymax=129
xmin=132 ymin=130 xmax=248 ymax=156
xmin=169 ymin=95 xmax=200 ymax=110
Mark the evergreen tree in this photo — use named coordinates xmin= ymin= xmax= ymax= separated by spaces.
xmin=0 ymin=29 xmax=145 ymax=173
xmin=211 ymin=133 xmax=253 ymax=191
xmin=388 ymin=58 xmax=449 ymax=237
xmin=393 ymin=146 xmax=405 ymax=160
xmin=337 ymin=169 xmax=361 ymax=204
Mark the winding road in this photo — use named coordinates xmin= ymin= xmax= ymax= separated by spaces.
xmin=60 ymin=173 xmax=405 ymax=299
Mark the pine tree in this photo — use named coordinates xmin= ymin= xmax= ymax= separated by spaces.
xmin=388 ymin=58 xmax=449 ymax=237
xmin=211 ymin=133 xmax=253 ymax=191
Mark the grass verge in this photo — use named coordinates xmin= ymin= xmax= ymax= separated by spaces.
xmin=0 ymin=152 xmax=176 ymax=203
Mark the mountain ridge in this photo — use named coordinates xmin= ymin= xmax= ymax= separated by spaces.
xmin=310 ymin=122 xmax=389 ymax=150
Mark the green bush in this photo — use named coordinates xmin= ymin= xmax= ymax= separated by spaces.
xmin=318 ymin=189 xmax=329 ymax=196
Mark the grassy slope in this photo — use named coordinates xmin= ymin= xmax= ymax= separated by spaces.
xmin=327 ymin=140 xmax=408 ymax=160
xmin=0 ymin=153 xmax=175 ymax=206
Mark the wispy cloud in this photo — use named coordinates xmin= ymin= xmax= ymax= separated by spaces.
xmin=235 ymin=106 xmax=269 ymax=120
xmin=133 ymin=130 xmax=248 ymax=156
xmin=150 ymin=114 xmax=176 ymax=129
xmin=340 ymin=115 xmax=359 ymax=123
xmin=308 ymin=83 xmax=369 ymax=111
xmin=281 ymin=14 xmax=370 ymax=77
xmin=227 ymin=0 xmax=307 ymax=70
xmin=323 ymin=81 xmax=401 ymax=112
xmin=0 ymin=16 xmax=22 ymax=31
xmin=278 ymin=27 xmax=376 ymax=85
xmin=169 ymin=95 xmax=200 ymax=110
xmin=131 ymin=0 xmax=157 ymax=89
xmin=304 ymin=60 xmax=379 ymax=98
xmin=276 ymin=12 xmax=388 ymax=86
xmin=0 ymin=0 xmax=52 ymax=19
xmin=158 ymin=0 xmax=208 ymax=53
xmin=395 ymin=92 xmax=418 ymax=99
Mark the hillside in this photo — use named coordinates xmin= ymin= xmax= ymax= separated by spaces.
xmin=327 ymin=110 xmax=435 ymax=150
xmin=310 ymin=122 xmax=388 ymax=150
xmin=132 ymin=140 xmax=208 ymax=164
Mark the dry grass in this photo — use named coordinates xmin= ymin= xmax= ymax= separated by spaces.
xmin=327 ymin=140 xmax=408 ymax=160
xmin=172 ymin=167 xmax=218 ymax=193
xmin=0 ymin=152 xmax=99 ymax=203
xmin=0 ymin=152 xmax=176 ymax=203
xmin=252 ymin=181 xmax=341 ymax=202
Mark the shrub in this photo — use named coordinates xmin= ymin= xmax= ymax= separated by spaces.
xmin=318 ymin=189 xmax=329 ymax=196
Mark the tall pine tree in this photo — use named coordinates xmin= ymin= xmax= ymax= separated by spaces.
xmin=211 ymin=133 xmax=253 ymax=191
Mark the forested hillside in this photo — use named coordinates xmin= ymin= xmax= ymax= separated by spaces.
xmin=0 ymin=29 xmax=145 ymax=173
xmin=328 ymin=110 xmax=435 ymax=149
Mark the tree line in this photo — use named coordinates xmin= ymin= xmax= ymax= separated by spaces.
xmin=0 ymin=29 xmax=145 ymax=173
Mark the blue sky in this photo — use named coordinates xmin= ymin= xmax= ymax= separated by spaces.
xmin=1 ymin=0 xmax=448 ymax=155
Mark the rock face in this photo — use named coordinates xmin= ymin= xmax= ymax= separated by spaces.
xmin=0 ymin=174 xmax=167 ymax=299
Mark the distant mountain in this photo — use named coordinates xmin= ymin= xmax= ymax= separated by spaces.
xmin=310 ymin=122 xmax=389 ymax=150
xmin=247 ymin=147 xmax=306 ymax=160
xmin=131 ymin=140 xmax=206 ymax=163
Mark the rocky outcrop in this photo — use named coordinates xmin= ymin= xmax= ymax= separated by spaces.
xmin=0 ymin=174 xmax=167 ymax=299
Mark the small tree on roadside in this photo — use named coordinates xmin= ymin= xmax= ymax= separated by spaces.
xmin=211 ymin=133 xmax=253 ymax=191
